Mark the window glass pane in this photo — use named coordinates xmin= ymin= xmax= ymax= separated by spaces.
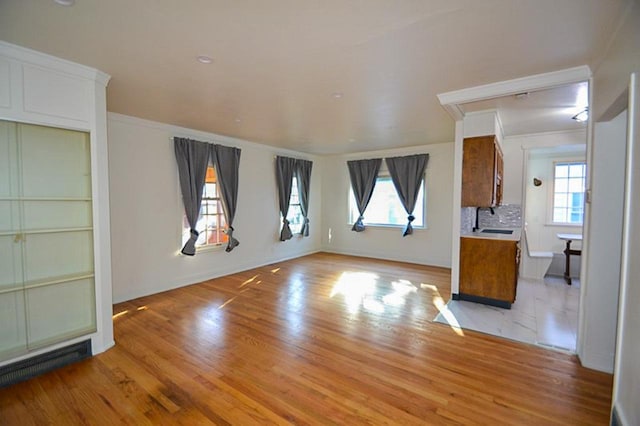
xmin=569 ymin=164 xmax=584 ymax=177
xmin=568 ymin=177 xmax=583 ymax=192
xmin=554 ymin=194 xmax=567 ymax=208
xmin=555 ymin=179 xmax=568 ymax=193
xmin=555 ymin=164 xmax=569 ymax=178
xmin=553 ymin=208 xmax=566 ymax=223
xmin=204 ymin=183 xmax=216 ymax=197
xmin=290 ymin=177 xmax=300 ymax=204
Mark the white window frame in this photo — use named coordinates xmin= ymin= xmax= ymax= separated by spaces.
xmin=181 ymin=165 xmax=227 ymax=252
xmin=550 ymin=160 xmax=586 ymax=226
xmin=348 ymin=172 xmax=427 ymax=229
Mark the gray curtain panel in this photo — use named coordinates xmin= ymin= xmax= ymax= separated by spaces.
xmin=211 ymin=144 xmax=242 ymax=252
xmin=385 ymin=153 xmax=429 ymax=236
xmin=347 ymin=158 xmax=382 ymax=232
xmin=276 ymin=156 xmax=297 ymax=241
xmin=295 ymin=159 xmax=313 ymax=237
xmin=174 ymin=137 xmax=211 ymax=255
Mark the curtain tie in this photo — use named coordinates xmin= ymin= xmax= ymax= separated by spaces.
xmin=352 ymin=216 xmax=366 ymax=232
xmin=181 ymin=228 xmax=200 ymax=256
xmin=403 ymin=216 xmax=415 ymax=237
xmin=225 ymin=226 xmax=240 ymax=252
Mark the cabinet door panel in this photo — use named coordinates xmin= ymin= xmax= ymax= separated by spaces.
xmin=19 ymin=124 xmax=91 ymax=198
xmin=0 ymin=290 xmax=28 ymax=358
xmin=23 ymin=200 xmax=92 ymax=230
xmin=24 ymin=231 xmax=94 ymax=282
xmin=26 ymin=278 xmax=96 ymax=348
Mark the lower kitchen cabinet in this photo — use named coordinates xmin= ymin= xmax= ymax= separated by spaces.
xmin=458 ymin=236 xmax=520 ymax=309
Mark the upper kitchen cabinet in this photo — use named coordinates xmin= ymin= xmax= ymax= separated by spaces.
xmin=461 ymin=135 xmax=503 ymax=207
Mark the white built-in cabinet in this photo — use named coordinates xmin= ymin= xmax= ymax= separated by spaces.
xmin=0 ymin=121 xmax=96 ymax=360
xmin=0 ymin=41 xmax=113 ymax=365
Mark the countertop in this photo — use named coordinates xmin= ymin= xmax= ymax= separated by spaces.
xmin=460 ymin=227 xmax=521 ymax=241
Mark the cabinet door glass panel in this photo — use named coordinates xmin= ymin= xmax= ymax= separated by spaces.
xmin=0 ymin=120 xmax=18 ymax=198
xmin=0 ymin=291 xmax=27 ymax=358
xmin=19 ymin=124 xmax=91 ymax=199
xmin=22 ymin=200 xmax=92 ymax=230
xmin=26 ymin=278 xmax=96 ymax=348
xmin=0 ymin=235 xmax=22 ymax=290
xmin=0 ymin=200 xmax=19 ymax=232
xmin=23 ymin=231 xmax=94 ymax=283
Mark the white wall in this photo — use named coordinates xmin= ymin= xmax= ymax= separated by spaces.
xmin=502 ymin=130 xmax=586 ymax=204
xmin=579 ymin=111 xmax=626 ymax=374
xmin=321 ymin=142 xmax=454 ymax=268
xmin=108 ymin=113 xmax=322 ymax=303
xmin=589 ymin=1 xmax=640 ymax=421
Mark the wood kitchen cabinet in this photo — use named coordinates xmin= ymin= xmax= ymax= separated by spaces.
xmin=461 ymin=135 xmax=503 ymax=207
xmin=459 ymin=237 xmax=520 ymax=308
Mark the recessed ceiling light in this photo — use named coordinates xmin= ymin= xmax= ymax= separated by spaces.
xmin=234 ymin=118 xmax=242 ymax=123
xmin=53 ymin=0 xmax=75 ymax=5
xmin=196 ymin=55 xmax=213 ymax=64
xmin=331 ymin=92 xmax=344 ymax=99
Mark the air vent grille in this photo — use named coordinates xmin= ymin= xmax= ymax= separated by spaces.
xmin=0 ymin=340 xmax=92 ymax=388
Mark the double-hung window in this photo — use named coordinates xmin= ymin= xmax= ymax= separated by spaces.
xmin=552 ymin=161 xmax=586 ymax=225
xmin=181 ymin=165 xmax=228 ymax=249
xmin=349 ymin=174 xmax=426 ymax=228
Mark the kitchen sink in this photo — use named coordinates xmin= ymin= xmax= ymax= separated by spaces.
xmin=481 ymin=229 xmax=513 ymax=235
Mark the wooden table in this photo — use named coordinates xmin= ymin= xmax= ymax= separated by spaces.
xmin=557 ymin=233 xmax=582 ymax=285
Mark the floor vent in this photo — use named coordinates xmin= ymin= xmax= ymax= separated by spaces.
xmin=0 ymin=340 xmax=92 ymax=388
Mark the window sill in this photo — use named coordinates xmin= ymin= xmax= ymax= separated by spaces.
xmin=178 ymin=243 xmax=226 ymax=256
xmin=544 ymin=223 xmax=583 ymax=228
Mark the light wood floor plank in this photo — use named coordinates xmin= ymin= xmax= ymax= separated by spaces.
xmin=0 ymin=253 xmax=612 ymax=424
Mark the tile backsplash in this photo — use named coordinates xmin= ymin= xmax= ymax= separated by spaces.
xmin=460 ymin=204 xmax=522 ymax=233
xmin=479 ymin=204 xmax=522 ymax=229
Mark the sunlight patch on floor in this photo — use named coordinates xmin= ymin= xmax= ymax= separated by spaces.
xmin=421 ymin=283 xmax=464 ymax=336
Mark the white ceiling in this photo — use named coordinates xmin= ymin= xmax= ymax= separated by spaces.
xmin=460 ymin=81 xmax=590 ymax=137
xmin=0 ymin=0 xmax=631 ymax=154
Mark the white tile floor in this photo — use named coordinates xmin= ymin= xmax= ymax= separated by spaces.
xmin=434 ymin=276 xmax=580 ymax=352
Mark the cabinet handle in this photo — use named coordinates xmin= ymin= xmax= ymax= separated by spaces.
xmin=14 ymin=233 xmax=22 ymax=243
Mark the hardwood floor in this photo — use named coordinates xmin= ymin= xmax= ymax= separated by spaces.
xmin=0 ymin=253 xmax=612 ymax=425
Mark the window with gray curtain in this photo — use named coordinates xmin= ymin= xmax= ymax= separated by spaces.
xmin=347 ymin=158 xmax=382 ymax=232
xmin=295 ymin=159 xmax=313 ymax=237
xmin=385 ymin=154 xmax=429 ymax=236
xmin=174 ymin=137 xmax=210 ymax=255
xmin=275 ymin=156 xmax=296 ymax=241
xmin=211 ymin=144 xmax=241 ymax=252
xmin=175 ymin=137 xmax=242 ymax=254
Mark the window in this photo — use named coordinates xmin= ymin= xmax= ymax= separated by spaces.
xmin=349 ymin=175 xmax=425 ymax=227
xmin=552 ymin=161 xmax=585 ymax=224
xmin=182 ymin=166 xmax=228 ymax=249
xmin=286 ymin=176 xmax=303 ymax=234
